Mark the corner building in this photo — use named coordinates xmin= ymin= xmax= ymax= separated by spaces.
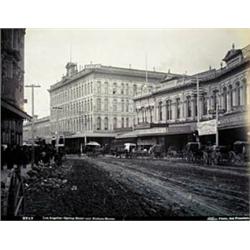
xmin=48 ymin=63 xmax=174 ymax=151
xmin=119 ymin=44 xmax=250 ymax=150
xmin=1 ymin=29 xmax=31 ymax=146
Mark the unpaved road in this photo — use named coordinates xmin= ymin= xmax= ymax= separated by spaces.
xmin=76 ymin=156 xmax=250 ymax=218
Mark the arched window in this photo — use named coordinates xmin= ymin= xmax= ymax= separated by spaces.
xmin=194 ymin=95 xmax=198 ymax=117
xmin=104 ymin=98 xmax=108 ymax=111
xmin=121 ymin=117 xmax=124 ymax=128
xmin=243 ymin=79 xmax=247 ymax=105
xmin=121 ymin=83 xmax=124 ymax=95
xmin=236 ymin=82 xmax=241 ymax=106
xmin=212 ymin=90 xmax=218 ymax=110
xmin=97 ymin=117 xmax=101 ymax=130
xmin=97 ymin=98 xmax=101 ymax=111
xmin=166 ymin=100 xmax=172 ymax=120
xmin=97 ymin=81 xmax=101 ymax=94
xmin=228 ymin=85 xmax=233 ymax=108
xmin=223 ymin=87 xmax=227 ymax=111
xmin=104 ymin=117 xmax=108 ymax=130
xmin=158 ymin=101 xmax=163 ymax=121
xmin=113 ymin=99 xmax=117 ymax=112
xmin=88 ymin=82 xmax=90 ymax=94
xmin=126 ymin=100 xmax=129 ymax=112
xmin=133 ymin=84 xmax=137 ymax=96
xmin=176 ymin=98 xmax=180 ymax=119
xmin=150 ymin=107 xmax=153 ymax=123
xmin=113 ymin=82 xmax=117 ymax=95
xmin=104 ymin=82 xmax=108 ymax=94
xmin=126 ymin=117 xmax=129 ymax=128
xmin=113 ymin=117 xmax=117 ymax=129
xmin=121 ymin=99 xmax=124 ymax=112
xmin=126 ymin=83 xmax=129 ymax=95
xmin=186 ymin=96 xmax=192 ymax=117
xmin=202 ymin=93 xmax=208 ymax=115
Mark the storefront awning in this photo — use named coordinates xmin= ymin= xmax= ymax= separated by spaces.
xmin=65 ymin=132 xmax=117 ymax=139
xmin=1 ymin=99 xmax=31 ymax=120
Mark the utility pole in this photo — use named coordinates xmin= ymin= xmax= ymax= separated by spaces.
xmin=196 ymin=76 xmax=200 ymax=123
xmin=25 ymin=84 xmax=41 ymax=168
xmin=145 ymin=53 xmax=148 ymax=84
xmin=52 ymin=106 xmax=63 ymax=152
xmin=215 ymin=103 xmax=219 ymax=147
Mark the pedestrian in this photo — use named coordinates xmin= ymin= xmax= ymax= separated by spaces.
xmin=14 ymin=145 xmax=23 ymax=171
xmin=5 ymin=145 xmax=14 ymax=170
xmin=1 ymin=145 xmax=5 ymax=170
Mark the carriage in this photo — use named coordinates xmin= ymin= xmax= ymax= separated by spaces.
xmin=148 ymin=144 xmax=164 ymax=158
xmin=210 ymin=145 xmax=232 ymax=165
xmin=85 ymin=141 xmax=102 ymax=157
xmin=229 ymin=141 xmax=250 ymax=165
xmin=185 ymin=142 xmax=204 ymax=163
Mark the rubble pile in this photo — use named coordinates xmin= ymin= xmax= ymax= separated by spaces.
xmin=24 ymin=159 xmax=172 ymax=219
xmin=24 ymin=163 xmax=71 ymax=193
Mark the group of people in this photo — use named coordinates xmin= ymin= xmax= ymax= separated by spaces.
xmin=1 ymin=144 xmax=30 ymax=170
xmin=1 ymin=143 xmax=65 ymax=171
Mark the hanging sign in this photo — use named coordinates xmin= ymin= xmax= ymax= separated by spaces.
xmin=197 ymin=119 xmax=216 ymax=136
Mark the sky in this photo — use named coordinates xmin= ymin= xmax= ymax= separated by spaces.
xmin=24 ymin=29 xmax=250 ymax=118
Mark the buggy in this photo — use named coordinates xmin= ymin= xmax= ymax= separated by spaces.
xmin=185 ymin=142 xmax=203 ymax=163
xmin=229 ymin=141 xmax=250 ymax=165
xmin=210 ymin=145 xmax=231 ymax=165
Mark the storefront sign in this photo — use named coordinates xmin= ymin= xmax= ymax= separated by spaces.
xmin=137 ymin=138 xmax=157 ymax=145
xmin=168 ymin=124 xmax=193 ymax=134
xmin=218 ymin=112 xmax=246 ymax=129
xmin=197 ymin=120 xmax=216 ymax=136
xmin=137 ymin=127 xmax=167 ymax=136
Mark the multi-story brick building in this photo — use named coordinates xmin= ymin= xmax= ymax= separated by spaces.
xmin=23 ymin=116 xmax=50 ymax=143
xmin=48 ymin=63 xmax=175 ymax=149
xmin=118 ymin=44 xmax=250 ymax=150
xmin=1 ymin=29 xmax=31 ymax=145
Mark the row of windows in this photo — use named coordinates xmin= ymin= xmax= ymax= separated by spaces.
xmin=50 ymin=116 xmax=132 ymax=133
xmin=51 ymin=81 xmax=141 ymax=106
xmin=51 ymin=115 xmax=93 ymax=133
xmin=51 ymin=98 xmax=93 ymax=118
xmin=51 ymin=97 xmax=132 ymax=118
xmin=96 ymin=117 xmax=130 ymax=130
xmin=96 ymin=81 xmax=138 ymax=96
xmin=138 ymin=81 xmax=247 ymax=123
xmin=97 ymin=98 xmax=130 ymax=112
xmin=51 ymin=81 xmax=93 ymax=106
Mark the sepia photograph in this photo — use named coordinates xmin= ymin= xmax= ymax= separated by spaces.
xmin=1 ymin=28 xmax=250 ymax=221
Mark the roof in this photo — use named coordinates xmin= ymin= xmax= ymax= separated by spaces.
xmin=223 ymin=48 xmax=242 ymax=62
xmin=49 ymin=64 xmax=169 ymax=92
xmin=1 ymin=99 xmax=31 ymax=120
xmin=23 ymin=116 xmax=50 ymax=126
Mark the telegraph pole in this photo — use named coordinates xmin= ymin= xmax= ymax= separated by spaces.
xmin=145 ymin=53 xmax=148 ymax=84
xmin=52 ymin=106 xmax=63 ymax=152
xmin=215 ymin=103 xmax=219 ymax=147
xmin=25 ymin=84 xmax=41 ymax=168
xmin=196 ymin=76 xmax=200 ymax=123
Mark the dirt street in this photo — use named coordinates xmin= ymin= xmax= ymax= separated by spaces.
xmin=23 ymin=156 xmax=249 ymax=220
xmin=80 ymin=156 xmax=249 ymax=218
